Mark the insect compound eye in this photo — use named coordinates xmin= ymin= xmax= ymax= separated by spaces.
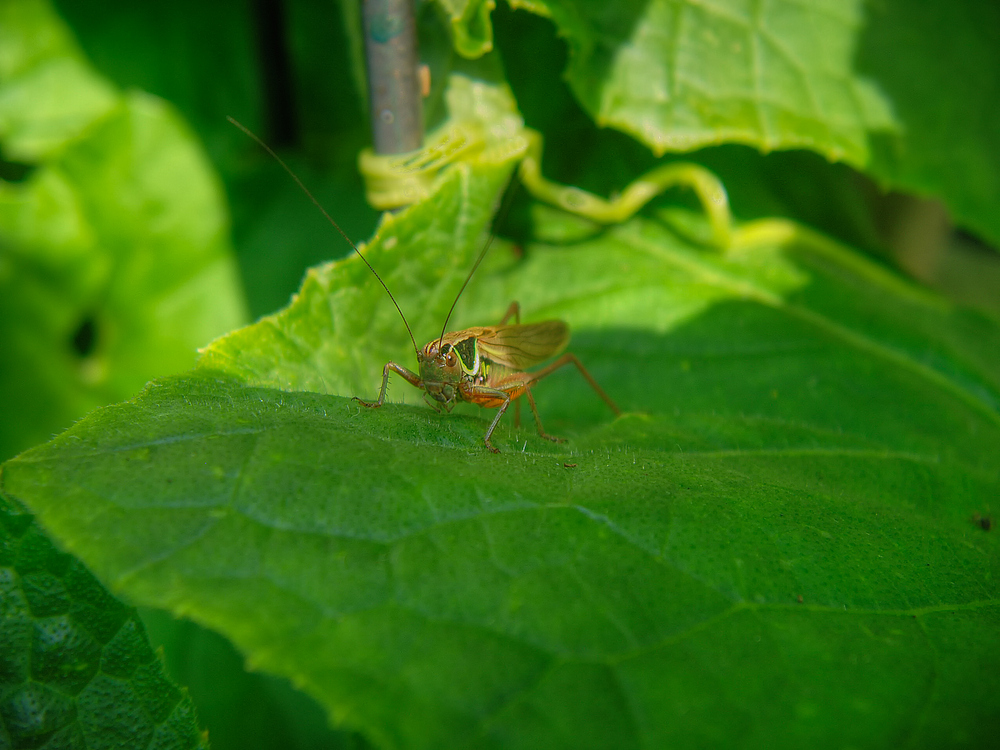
xmin=445 ymin=350 xmax=457 ymax=366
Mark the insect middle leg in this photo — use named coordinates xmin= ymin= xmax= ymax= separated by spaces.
xmin=464 ymin=384 xmax=512 ymax=453
xmin=498 ymin=301 xmax=523 ymax=428
xmin=469 ymin=378 xmax=563 ymax=450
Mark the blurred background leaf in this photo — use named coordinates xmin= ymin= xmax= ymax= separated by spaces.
xmin=46 ymin=0 xmax=1000 ymax=322
xmin=495 ymin=0 xmax=1000 ymax=253
xmin=51 ymin=0 xmax=378 ymax=319
xmin=0 ymin=0 xmax=247 ymax=462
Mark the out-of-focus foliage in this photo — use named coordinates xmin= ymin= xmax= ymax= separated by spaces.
xmin=0 ymin=0 xmax=247 ymax=461
xmin=3 ymin=1 xmax=998 ymax=749
xmin=498 ymin=0 xmax=1000 ymax=251
xmin=0 ymin=495 xmax=209 ymax=749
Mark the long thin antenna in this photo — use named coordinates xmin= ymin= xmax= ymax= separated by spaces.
xmin=227 ymin=116 xmax=419 ymax=354
xmin=437 ymin=178 xmax=520 ymax=345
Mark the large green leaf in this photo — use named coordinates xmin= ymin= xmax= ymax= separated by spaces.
xmin=505 ymin=0 xmax=898 ymax=163
xmin=0 ymin=0 xmax=247 ymax=461
xmin=491 ymin=4 xmax=890 ymax=264
xmin=3 ymin=75 xmax=998 ymax=747
xmin=489 ymin=0 xmax=1000 ymax=248
xmin=0 ymin=496 xmax=208 ymax=749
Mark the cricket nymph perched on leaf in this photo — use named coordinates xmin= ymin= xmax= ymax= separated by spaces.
xmin=230 ymin=117 xmax=620 ymax=452
xmin=355 ymin=301 xmax=620 ymax=452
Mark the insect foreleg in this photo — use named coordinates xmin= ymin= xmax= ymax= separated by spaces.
xmin=525 ymin=353 xmax=621 ymax=416
xmin=354 ymin=361 xmax=423 ymax=408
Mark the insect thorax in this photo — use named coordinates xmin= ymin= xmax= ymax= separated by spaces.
xmin=450 ymin=337 xmax=479 ymax=375
xmin=418 ymin=335 xmax=489 ymax=405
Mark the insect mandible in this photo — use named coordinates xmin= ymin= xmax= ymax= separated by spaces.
xmin=229 ymin=117 xmax=620 ymax=452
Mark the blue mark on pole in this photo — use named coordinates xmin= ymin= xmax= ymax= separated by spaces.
xmin=369 ymin=12 xmax=404 ymax=43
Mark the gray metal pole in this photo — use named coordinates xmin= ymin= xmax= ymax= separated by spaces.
xmin=362 ymin=0 xmax=423 ymax=154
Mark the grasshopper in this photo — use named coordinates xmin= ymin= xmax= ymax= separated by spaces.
xmin=230 ymin=117 xmax=620 ymax=452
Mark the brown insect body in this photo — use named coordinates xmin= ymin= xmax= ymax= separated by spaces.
xmin=356 ymin=304 xmax=619 ymax=452
xmin=426 ymin=318 xmax=568 ymax=408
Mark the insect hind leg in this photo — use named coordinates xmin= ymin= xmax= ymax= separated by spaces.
xmin=525 ymin=353 xmax=621 ymax=416
xmin=524 ymin=386 xmax=564 ymax=443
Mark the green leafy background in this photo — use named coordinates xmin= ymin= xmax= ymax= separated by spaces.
xmin=0 ymin=495 xmax=208 ymax=749
xmin=499 ymin=0 xmax=1000 ymax=251
xmin=0 ymin=0 xmax=247 ymax=461
xmin=3 ymin=0 xmax=999 ymax=748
